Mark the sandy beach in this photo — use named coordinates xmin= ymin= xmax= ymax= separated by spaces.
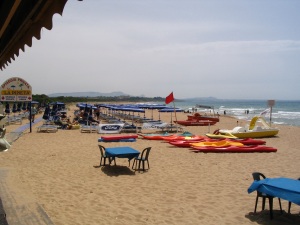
xmin=0 ymin=104 xmax=300 ymax=225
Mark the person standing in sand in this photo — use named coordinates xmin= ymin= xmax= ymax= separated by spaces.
xmin=30 ymin=105 xmax=37 ymax=122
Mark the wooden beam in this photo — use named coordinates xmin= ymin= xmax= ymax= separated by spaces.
xmin=0 ymin=0 xmax=22 ymax=38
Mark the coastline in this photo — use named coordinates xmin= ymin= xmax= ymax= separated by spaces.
xmin=0 ymin=104 xmax=300 ymax=225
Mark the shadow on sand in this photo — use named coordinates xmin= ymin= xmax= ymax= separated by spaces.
xmin=245 ymin=210 xmax=300 ymax=225
xmin=94 ymin=165 xmax=136 ymax=176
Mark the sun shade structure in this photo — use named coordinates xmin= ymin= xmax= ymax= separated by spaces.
xmin=0 ymin=0 xmax=68 ymax=70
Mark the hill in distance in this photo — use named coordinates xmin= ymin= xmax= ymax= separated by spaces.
xmin=47 ymin=92 xmax=219 ymax=101
xmin=48 ymin=91 xmax=128 ymax=97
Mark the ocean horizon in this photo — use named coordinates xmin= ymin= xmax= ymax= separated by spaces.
xmin=155 ymin=99 xmax=300 ymax=127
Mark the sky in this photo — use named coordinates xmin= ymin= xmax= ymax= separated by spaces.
xmin=1 ymin=0 xmax=300 ymax=100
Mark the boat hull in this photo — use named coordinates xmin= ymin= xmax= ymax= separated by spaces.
xmin=217 ymin=116 xmax=279 ymax=138
xmin=169 ymin=138 xmax=266 ymax=148
xmin=169 ymin=140 xmax=201 ymax=147
xmin=175 ymin=120 xmax=217 ymax=126
xmin=139 ymin=133 xmax=172 ymax=140
xmin=191 ymin=145 xmax=277 ymax=153
xmin=187 ymin=115 xmax=219 ymax=122
xmin=162 ymin=135 xmax=204 ymax=142
xmin=220 ymin=130 xmax=279 ymax=138
xmin=100 ymin=134 xmax=138 ymax=141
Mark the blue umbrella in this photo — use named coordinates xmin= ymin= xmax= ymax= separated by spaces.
xmin=22 ymin=102 xmax=27 ymax=111
xmin=138 ymin=104 xmax=167 ymax=109
xmin=120 ymin=107 xmax=145 ymax=113
xmin=76 ymin=103 xmax=97 ymax=109
xmin=5 ymin=103 xmax=10 ymax=114
xmin=17 ymin=103 xmax=22 ymax=112
xmin=12 ymin=103 xmax=17 ymax=113
xmin=50 ymin=101 xmax=65 ymax=105
xmin=159 ymin=107 xmax=183 ymax=124
xmin=159 ymin=108 xmax=183 ymax=112
xmin=43 ymin=105 xmax=50 ymax=120
xmin=50 ymin=101 xmax=65 ymax=111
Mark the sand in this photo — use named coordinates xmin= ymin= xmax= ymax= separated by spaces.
xmin=0 ymin=103 xmax=300 ymax=225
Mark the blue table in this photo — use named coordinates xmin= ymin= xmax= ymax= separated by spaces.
xmin=248 ymin=177 xmax=300 ymax=205
xmin=105 ymin=147 xmax=140 ymax=166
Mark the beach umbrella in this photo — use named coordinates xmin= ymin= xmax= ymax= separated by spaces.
xmin=43 ymin=105 xmax=50 ymax=120
xmin=17 ymin=103 xmax=22 ymax=112
xmin=5 ymin=103 xmax=10 ymax=114
xmin=12 ymin=103 xmax=17 ymax=113
xmin=50 ymin=101 xmax=65 ymax=111
xmin=120 ymin=107 xmax=145 ymax=124
xmin=52 ymin=104 xmax=57 ymax=112
xmin=138 ymin=104 xmax=166 ymax=110
xmin=138 ymin=104 xmax=166 ymax=120
xmin=22 ymin=102 xmax=27 ymax=111
xmin=159 ymin=107 xmax=183 ymax=112
xmin=76 ymin=103 xmax=97 ymax=110
xmin=121 ymin=107 xmax=145 ymax=113
xmin=159 ymin=107 xmax=183 ymax=125
xmin=50 ymin=101 xmax=65 ymax=105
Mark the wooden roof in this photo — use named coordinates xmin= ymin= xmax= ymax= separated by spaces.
xmin=0 ymin=0 xmax=68 ymax=70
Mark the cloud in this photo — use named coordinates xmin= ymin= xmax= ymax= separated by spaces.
xmin=141 ymin=40 xmax=300 ymax=55
xmin=1 ymin=0 xmax=300 ymax=100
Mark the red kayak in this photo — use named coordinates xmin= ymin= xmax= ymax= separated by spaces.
xmin=169 ymin=140 xmax=202 ymax=147
xmin=138 ymin=133 xmax=172 ymax=140
xmin=190 ymin=145 xmax=277 ymax=153
xmin=187 ymin=113 xmax=220 ymax=122
xmin=100 ymin=134 xmax=138 ymax=141
xmin=162 ymin=135 xmax=205 ymax=142
xmin=174 ymin=120 xmax=217 ymax=126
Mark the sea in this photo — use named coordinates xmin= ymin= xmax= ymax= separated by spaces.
xmin=153 ymin=99 xmax=300 ymax=127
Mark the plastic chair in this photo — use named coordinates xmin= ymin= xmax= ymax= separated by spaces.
xmin=98 ymin=145 xmax=115 ymax=166
xmin=252 ymin=172 xmax=282 ymax=219
xmin=132 ymin=147 xmax=151 ymax=171
xmin=288 ymin=177 xmax=300 ymax=213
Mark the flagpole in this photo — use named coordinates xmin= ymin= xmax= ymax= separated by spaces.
xmin=173 ymin=101 xmax=177 ymax=131
xmin=165 ymin=91 xmax=177 ymax=132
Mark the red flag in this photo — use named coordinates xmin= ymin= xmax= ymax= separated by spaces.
xmin=165 ymin=92 xmax=174 ymax=104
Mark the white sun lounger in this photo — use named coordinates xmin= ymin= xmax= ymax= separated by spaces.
xmin=80 ymin=123 xmax=99 ymax=133
xmin=37 ymin=125 xmax=58 ymax=133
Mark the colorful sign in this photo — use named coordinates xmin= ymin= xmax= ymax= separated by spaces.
xmin=268 ymin=100 xmax=275 ymax=107
xmin=98 ymin=124 xmax=124 ymax=134
xmin=0 ymin=77 xmax=32 ymax=101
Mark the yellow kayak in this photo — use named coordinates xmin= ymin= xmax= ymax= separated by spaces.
xmin=190 ymin=140 xmax=244 ymax=147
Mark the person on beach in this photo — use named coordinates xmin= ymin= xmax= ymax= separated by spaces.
xmin=66 ymin=120 xmax=80 ymax=130
xmin=30 ymin=106 xmax=37 ymax=122
xmin=94 ymin=108 xmax=100 ymax=120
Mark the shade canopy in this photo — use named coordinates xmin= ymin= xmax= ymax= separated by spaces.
xmin=138 ymin=104 xmax=167 ymax=109
xmin=76 ymin=103 xmax=97 ymax=110
xmin=50 ymin=101 xmax=65 ymax=105
xmin=117 ymin=107 xmax=145 ymax=113
xmin=159 ymin=108 xmax=183 ymax=112
xmin=0 ymin=0 xmax=68 ymax=70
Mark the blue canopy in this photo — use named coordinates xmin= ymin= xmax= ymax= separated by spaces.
xmin=118 ymin=107 xmax=145 ymax=113
xmin=159 ymin=107 xmax=183 ymax=112
xmin=50 ymin=101 xmax=65 ymax=105
xmin=76 ymin=103 xmax=97 ymax=109
xmin=138 ymin=104 xmax=167 ymax=109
